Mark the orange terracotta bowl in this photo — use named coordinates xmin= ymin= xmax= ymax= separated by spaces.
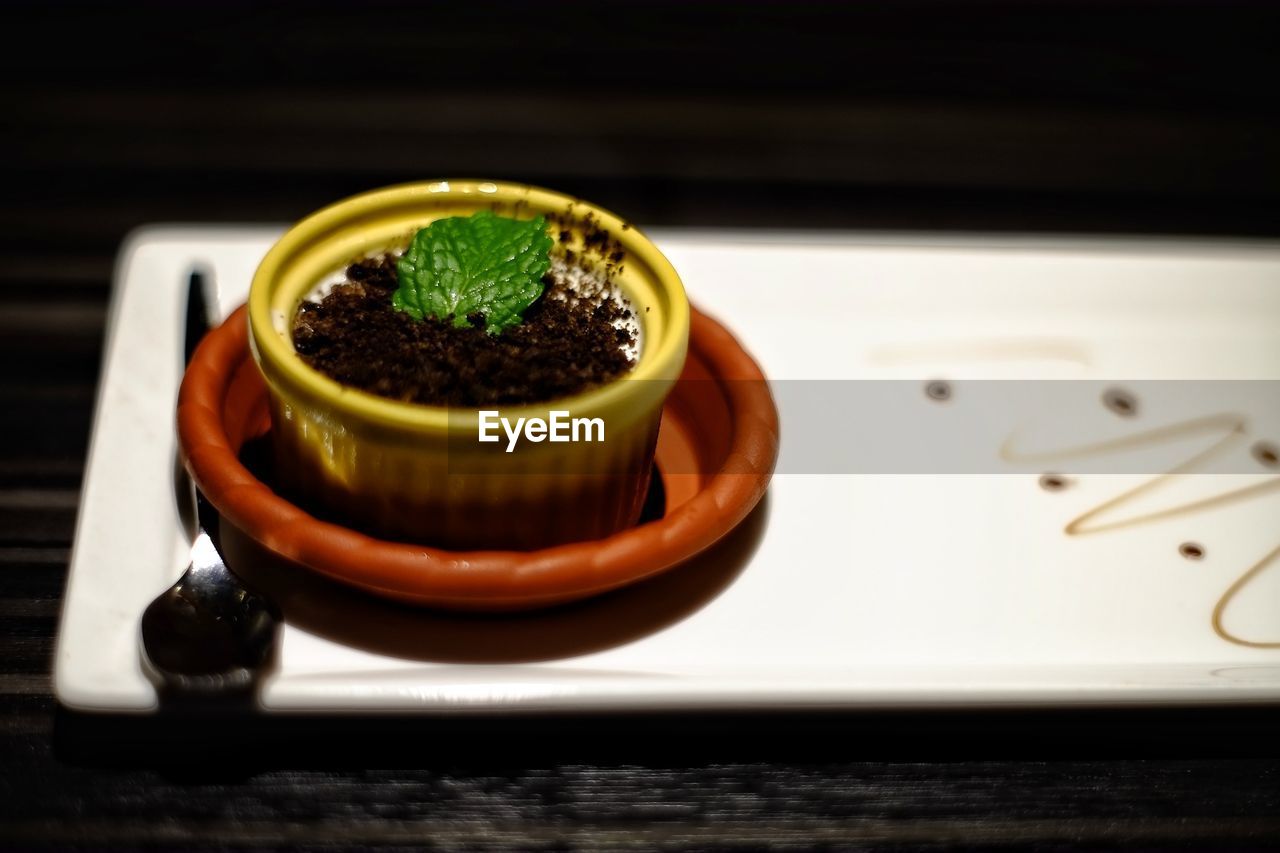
xmin=178 ymin=304 xmax=779 ymax=612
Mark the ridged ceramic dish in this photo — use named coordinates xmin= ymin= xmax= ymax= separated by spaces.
xmin=248 ymin=181 xmax=690 ymax=549
xmin=179 ymin=303 xmax=778 ymax=610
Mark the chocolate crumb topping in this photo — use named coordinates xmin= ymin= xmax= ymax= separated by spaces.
xmin=293 ymin=254 xmax=637 ymax=407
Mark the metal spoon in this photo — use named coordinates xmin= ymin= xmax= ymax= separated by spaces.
xmin=139 ymin=268 xmax=281 ymax=698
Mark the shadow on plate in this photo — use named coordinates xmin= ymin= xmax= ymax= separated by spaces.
xmin=217 ymin=469 xmax=769 ymax=665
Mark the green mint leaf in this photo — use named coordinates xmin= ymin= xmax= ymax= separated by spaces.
xmin=393 ymin=210 xmax=553 ymax=334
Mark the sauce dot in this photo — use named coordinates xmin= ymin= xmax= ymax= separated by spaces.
xmin=1179 ymin=542 xmax=1205 ymax=560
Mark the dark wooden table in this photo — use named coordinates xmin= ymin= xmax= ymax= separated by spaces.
xmin=3 ymin=2 xmax=1280 ymax=848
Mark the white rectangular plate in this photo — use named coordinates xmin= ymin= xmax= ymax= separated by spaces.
xmin=56 ymin=226 xmax=1280 ymax=713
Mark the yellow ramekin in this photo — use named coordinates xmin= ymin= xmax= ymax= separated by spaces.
xmin=248 ymin=180 xmax=689 ymax=550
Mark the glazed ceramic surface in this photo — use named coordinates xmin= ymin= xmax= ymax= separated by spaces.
xmin=179 ymin=302 xmax=775 ymax=610
xmin=57 ymin=227 xmax=1280 ymax=712
xmin=249 ymin=182 xmax=689 ymax=549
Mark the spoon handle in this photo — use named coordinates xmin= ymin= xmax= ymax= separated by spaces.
xmin=136 ymin=267 xmax=282 ymax=703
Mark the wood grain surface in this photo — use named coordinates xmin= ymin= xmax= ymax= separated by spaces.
xmin=2 ymin=1 xmax=1279 ymax=848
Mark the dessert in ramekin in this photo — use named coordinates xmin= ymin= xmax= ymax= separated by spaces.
xmin=248 ymin=180 xmax=689 ymax=549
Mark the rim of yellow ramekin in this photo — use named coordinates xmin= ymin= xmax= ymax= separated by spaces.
xmin=248 ymin=180 xmax=690 ymax=434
